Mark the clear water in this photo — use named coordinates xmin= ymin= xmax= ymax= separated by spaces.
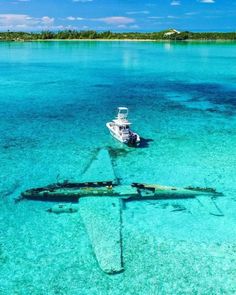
xmin=0 ymin=41 xmax=236 ymax=294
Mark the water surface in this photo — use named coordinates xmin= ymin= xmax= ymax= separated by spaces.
xmin=0 ymin=41 xmax=236 ymax=294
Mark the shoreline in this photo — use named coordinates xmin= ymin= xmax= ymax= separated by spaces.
xmin=1 ymin=39 xmax=236 ymax=43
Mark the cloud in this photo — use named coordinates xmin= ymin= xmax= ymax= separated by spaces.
xmin=130 ymin=25 xmax=139 ymax=29
xmin=117 ymin=24 xmax=127 ymax=29
xmin=170 ymin=1 xmax=181 ymax=5
xmin=10 ymin=0 xmax=31 ymax=3
xmin=200 ymin=0 xmax=215 ymax=3
xmin=41 ymin=16 xmax=54 ymax=24
xmin=167 ymin=15 xmax=179 ymax=19
xmin=0 ymin=14 xmax=54 ymax=30
xmin=66 ymin=16 xmax=84 ymax=21
xmin=67 ymin=16 xmax=76 ymax=21
xmin=126 ymin=10 xmax=149 ymax=15
xmin=97 ymin=16 xmax=135 ymax=25
xmin=148 ymin=16 xmax=164 ymax=19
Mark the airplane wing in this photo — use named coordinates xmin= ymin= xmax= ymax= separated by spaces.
xmin=79 ymin=196 xmax=123 ymax=274
xmin=81 ymin=148 xmax=117 ymax=184
xmin=79 ymin=149 xmax=123 ymax=273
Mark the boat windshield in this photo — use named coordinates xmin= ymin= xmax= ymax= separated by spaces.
xmin=120 ymin=125 xmax=129 ymax=129
xmin=119 ymin=125 xmax=129 ymax=133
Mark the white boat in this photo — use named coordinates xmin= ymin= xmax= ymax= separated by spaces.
xmin=106 ymin=107 xmax=140 ymax=146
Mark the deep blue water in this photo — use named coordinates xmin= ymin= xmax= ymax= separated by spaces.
xmin=0 ymin=41 xmax=236 ymax=294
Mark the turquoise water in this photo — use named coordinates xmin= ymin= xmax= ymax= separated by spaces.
xmin=0 ymin=41 xmax=236 ymax=294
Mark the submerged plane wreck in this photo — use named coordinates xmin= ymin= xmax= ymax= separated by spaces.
xmin=20 ymin=148 xmax=223 ymax=274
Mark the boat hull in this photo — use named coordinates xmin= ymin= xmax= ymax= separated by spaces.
xmin=106 ymin=122 xmax=140 ymax=146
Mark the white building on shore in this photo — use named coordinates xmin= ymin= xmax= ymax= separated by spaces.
xmin=164 ymin=29 xmax=181 ymax=37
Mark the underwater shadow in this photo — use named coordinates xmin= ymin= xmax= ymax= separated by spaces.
xmin=107 ymin=146 xmax=131 ymax=158
xmin=124 ymin=194 xmax=196 ymax=202
xmin=137 ymin=138 xmax=154 ymax=148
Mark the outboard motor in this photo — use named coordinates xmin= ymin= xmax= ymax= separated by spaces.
xmin=129 ymin=133 xmax=137 ymax=146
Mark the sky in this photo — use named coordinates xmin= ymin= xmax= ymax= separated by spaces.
xmin=0 ymin=0 xmax=235 ymax=32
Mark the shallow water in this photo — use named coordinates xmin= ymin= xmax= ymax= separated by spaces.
xmin=0 ymin=41 xmax=236 ymax=294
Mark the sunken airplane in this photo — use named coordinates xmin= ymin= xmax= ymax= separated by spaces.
xmin=19 ymin=148 xmax=223 ymax=274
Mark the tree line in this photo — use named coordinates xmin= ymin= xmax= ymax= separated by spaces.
xmin=1 ymin=30 xmax=236 ymax=41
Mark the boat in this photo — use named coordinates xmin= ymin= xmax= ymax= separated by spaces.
xmin=106 ymin=107 xmax=140 ymax=146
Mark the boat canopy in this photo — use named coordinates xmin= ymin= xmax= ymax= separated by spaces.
xmin=117 ymin=107 xmax=129 ymax=120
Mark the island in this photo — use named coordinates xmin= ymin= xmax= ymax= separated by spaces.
xmin=1 ymin=29 xmax=236 ymax=42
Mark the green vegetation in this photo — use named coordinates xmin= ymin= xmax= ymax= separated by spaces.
xmin=1 ymin=30 xmax=236 ymax=41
